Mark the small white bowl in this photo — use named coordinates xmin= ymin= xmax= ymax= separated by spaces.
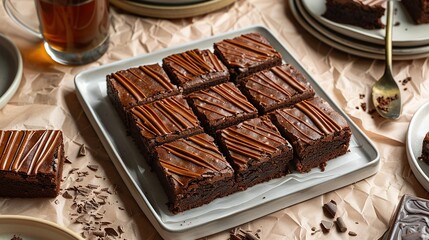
xmin=0 ymin=34 xmax=22 ymax=109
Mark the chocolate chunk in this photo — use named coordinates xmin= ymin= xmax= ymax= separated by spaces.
xmin=87 ymin=164 xmax=99 ymax=171
xmin=348 ymin=231 xmax=357 ymax=236
xmin=335 ymin=217 xmax=347 ymax=232
xmin=323 ymin=200 xmax=337 ymax=218
xmin=62 ymin=191 xmax=73 ymax=199
xmin=78 ymin=144 xmax=86 ymax=156
xmin=320 ymin=220 xmax=334 ymax=233
xmin=105 ymin=227 xmax=118 ymax=237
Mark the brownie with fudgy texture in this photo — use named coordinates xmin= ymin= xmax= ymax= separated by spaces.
xmin=240 ymin=64 xmax=315 ymax=114
xmin=402 ymin=0 xmax=429 ymax=24
xmin=270 ymin=96 xmax=351 ymax=173
xmin=128 ymin=95 xmax=204 ymax=164
xmin=162 ymin=49 xmax=229 ymax=94
xmin=217 ymin=116 xmax=293 ymax=191
xmin=0 ymin=130 xmax=65 ymax=198
xmin=323 ymin=0 xmax=386 ymax=29
xmin=213 ymin=32 xmax=282 ymax=82
xmin=106 ymin=63 xmax=180 ymax=126
xmin=421 ymin=132 xmax=429 ymax=163
xmin=385 ymin=195 xmax=429 ymax=239
xmin=186 ymin=82 xmax=258 ymax=133
xmin=153 ymin=133 xmax=235 ymax=213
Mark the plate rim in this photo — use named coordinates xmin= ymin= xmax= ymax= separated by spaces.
xmin=406 ymin=101 xmax=429 ymax=192
xmin=0 ymin=215 xmax=84 ymax=240
xmin=0 ymin=33 xmax=22 ymax=110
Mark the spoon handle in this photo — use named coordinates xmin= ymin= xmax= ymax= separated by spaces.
xmin=385 ymin=0 xmax=393 ymax=71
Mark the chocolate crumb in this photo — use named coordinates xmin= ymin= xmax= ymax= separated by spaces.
xmin=105 ymin=227 xmax=119 ymax=237
xmin=311 ymin=227 xmax=316 ymax=231
xmin=323 ymin=200 xmax=337 ymax=218
xmin=87 ymin=164 xmax=99 ymax=171
xmin=359 ymin=94 xmax=365 ymax=99
xmin=361 ymin=102 xmax=367 ymax=112
xmin=394 ymin=22 xmax=400 ymax=26
xmin=349 ymin=231 xmax=357 ymax=236
xmin=404 ymin=88 xmax=407 ymax=91
xmin=78 ymin=144 xmax=86 ymax=157
xmin=401 ymin=77 xmax=411 ymax=86
xmin=62 ymin=191 xmax=73 ymax=199
xmin=93 ymin=231 xmax=105 ymax=237
xmin=65 ymin=157 xmax=72 ymax=164
xmin=355 ymin=106 xmax=359 ymax=110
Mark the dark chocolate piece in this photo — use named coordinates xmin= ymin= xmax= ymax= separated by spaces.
xmin=336 ymin=217 xmax=348 ymax=233
xmin=153 ymin=133 xmax=234 ymax=213
xmin=323 ymin=200 xmax=337 ymax=218
xmin=321 ymin=220 xmax=334 ymax=233
xmin=214 ymin=33 xmax=282 ymax=81
xmin=421 ymin=132 xmax=429 ymax=163
xmin=187 ymin=82 xmax=258 ymax=132
xmin=128 ymin=95 xmax=204 ymax=164
xmin=270 ymin=96 xmax=352 ymax=172
xmin=0 ymin=130 xmax=65 ymax=197
xmin=217 ymin=116 xmax=293 ymax=191
xmin=240 ymin=64 xmax=315 ymax=114
xmin=402 ymin=0 xmax=429 ymax=24
xmin=323 ymin=0 xmax=385 ymax=29
xmin=385 ymin=195 xmax=429 ymax=239
xmin=162 ymin=49 xmax=229 ymax=94
xmin=106 ymin=63 xmax=180 ymax=125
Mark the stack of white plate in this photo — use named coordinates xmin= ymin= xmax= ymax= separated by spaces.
xmin=289 ymin=0 xmax=429 ymax=60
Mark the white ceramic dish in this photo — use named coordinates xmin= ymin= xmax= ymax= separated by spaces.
xmin=0 ymin=34 xmax=22 ymax=109
xmin=0 ymin=215 xmax=83 ymax=240
xmin=406 ymin=101 xmax=429 ymax=192
xmin=301 ymin=0 xmax=429 ymax=47
xmin=75 ymin=25 xmax=380 ymax=239
xmin=290 ymin=0 xmax=429 ymax=60
xmin=295 ymin=0 xmax=429 ymax=57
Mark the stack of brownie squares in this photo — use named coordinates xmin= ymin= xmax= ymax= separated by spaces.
xmin=106 ymin=32 xmax=352 ymax=214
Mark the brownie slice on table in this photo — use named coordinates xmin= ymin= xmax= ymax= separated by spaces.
xmin=153 ymin=133 xmax=235 ymax=213
xmin=106 ymin=63 xmax=180 ymax=126
xmin=0 ymin=130 xmax=65 ymax=198
xmin=162 ymin=49 xmax=229 ymax=94
xmin=186 ymin=82 xmax=258 ymax=133
xmin=240 ymin=64 xmax=315 ymax=114
xmin=128 ymin=95 xmax=204 ymax=165
xmin=217 ymin=116 xmax=293 ymax=191
xmin=402 ymin=0 xmax=429 ymax=24
xmin=270 ymin=96 xmax=352 ymax=173
xmin=323 ymin=0 xmax=386 ymax=29
xmin=421 ymin=132 xmax=429 ymax=163
xmin=213 ymin=32 xmax=282 ymax=82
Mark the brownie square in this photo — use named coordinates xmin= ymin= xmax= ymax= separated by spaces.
xmin=217 ymin=116 xmax=293 ymax=191
xmin=421 ymin=132 xmax=429 ymax=163
xmin=402 ymin=0 xmax=429 ymax=24
xmin=0 ymin=130 xmax=65 ymax=197
xmin=153 ymin=133 xmax=235 ymax=213
xmin=323 ymin=0 xmax=385 ymax=29
xmin=128 ymin=95 xmax=204 ymax=164
xmin=106 ymin=63 xmax=180 ymax=125
xmin=162 ymin=49 xmax=229 ymax=94
xmin=186 ymin=82 xmax=258 ymax=132
xmin=240 ymin=64 xmax=315 ymax=114
xmin=214 ymin=32 xmax=283 ymax=82
xmin=385 ymin=195 xmax=429 ymax=239
xmin=270 ymin=96 xmax=352 ymax=173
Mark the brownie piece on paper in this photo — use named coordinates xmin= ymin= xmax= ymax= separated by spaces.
xmin=106 ymin=63 xmax=180 ymax=125
xmin=402 ymin=0 xmax=429 ymax=24
xmin=153 ymin=133 xmax=235 ymax=213
xmin=0 ymin=130 xmax=65 ymax=198
xmin=323 ymin=0 xmax=386 ymax=29
xmin=217 ymin=116 xmax=293 ymax=191
xmin=162 ymin=49 xmax=229 ymax=94
xmin=270 ymin=96 xmax=352 ymax=172
xmin=187 ymin=82 xmax=258 ymax=133
xmin=240 ymin=64 xmax=315 ymax=114
xmin=421 ymin=132 xmax=429 ymax=163
xmin=128 ymin=95 xmax=204 ymax=164
xmin=385 ymin=195 xmax=429 ymax=239
xmin=214 ymin=32 xmax=282 ymax=82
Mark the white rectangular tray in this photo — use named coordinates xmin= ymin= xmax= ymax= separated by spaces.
xmin=74 ymin=25 xmax=379 ymax=240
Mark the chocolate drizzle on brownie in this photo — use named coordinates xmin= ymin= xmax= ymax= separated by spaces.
xmin=0 ymin=130 xmax=62 ymax=175
xmin=295 ymin=100 xmax=342 ymax=135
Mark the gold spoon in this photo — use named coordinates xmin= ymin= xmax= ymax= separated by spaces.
xmin=371 ymin=0 xmax=401 ymax=119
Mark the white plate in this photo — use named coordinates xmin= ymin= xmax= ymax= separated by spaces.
xmin=290 ymin=0 xmax=429 ymax=60
xmin=0 ymin=34 xmax=22 ymax=109
xmin=295 ymin=0 xmax=429 ymax=57
xmin=406 ymin=102 xmax=429 ymax=192
xmin=301 ymin=0 xmax=429 ymax=47
xmin=74 ymin=25 xmax=379 ymax=240
xmin=0 ymin=215 xmax=83 ymax=240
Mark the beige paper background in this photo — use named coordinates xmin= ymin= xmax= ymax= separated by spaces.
xmin=1 ymin=0 xmax=428 ymax=239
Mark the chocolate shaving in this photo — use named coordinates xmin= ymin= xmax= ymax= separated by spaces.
xmin=78 ymin=144 xmax=86 ymax=156
xmin=348 ymin=231 xmax=357 ymax=236
xmin=323 ymin=200 xmax=337 ymax=218
xmin=87 ymin=164 xmax=99 ymax=171
xmin=335 ymin=217 xmax=347 ymax=232
xmin=64 ymin=157 xmax=72 ymax=164
xmin=62 ymin=191 xmax=73 ymax=199
xmin=105 ymin=227 xmax=119 ymax=237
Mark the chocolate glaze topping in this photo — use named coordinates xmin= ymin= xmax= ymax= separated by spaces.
xmin=215 ymin=33 xmax=282 ymax=68
xmin=131 ymin=95 xmax=201 ymax=138
xmin=0 ymin=130 xmax=62 ymax=175
xmin=156 ymin=134 xmax=232 ymax=187
xmin=220 ymin=117 xmax=287 ymax=165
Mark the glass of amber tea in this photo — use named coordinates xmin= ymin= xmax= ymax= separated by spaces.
xmin=4 ymin=0 xmax=110 ymax=65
